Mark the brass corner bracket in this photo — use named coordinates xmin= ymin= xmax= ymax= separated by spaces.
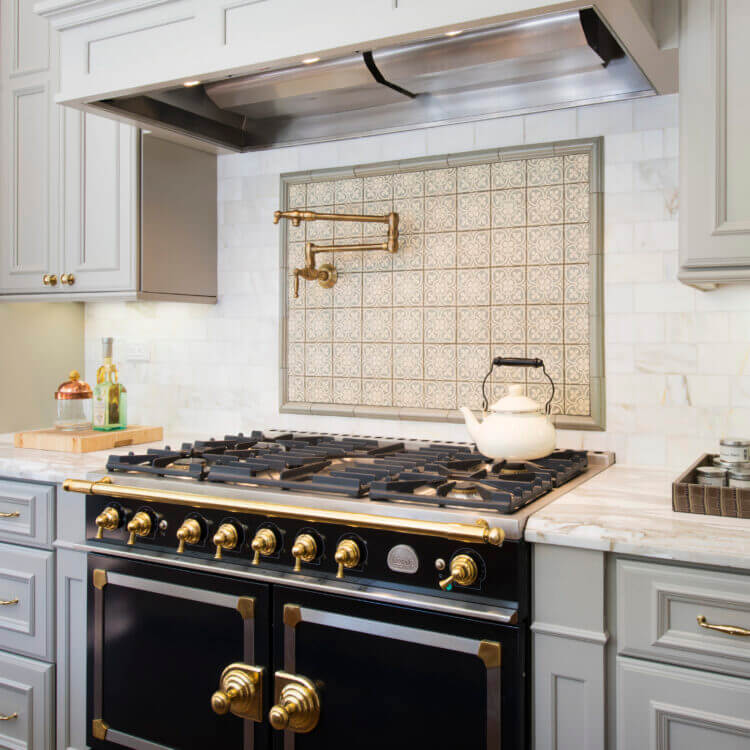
xmin=274 ymin=209 xmax=399 ymax=297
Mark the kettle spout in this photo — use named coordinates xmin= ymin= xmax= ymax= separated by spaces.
xmin=459 ymin=406 xmax=481 ymax=442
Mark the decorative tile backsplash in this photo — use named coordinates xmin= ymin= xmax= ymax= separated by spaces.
xmin=281 ymin=140 xmax=603 ymax=427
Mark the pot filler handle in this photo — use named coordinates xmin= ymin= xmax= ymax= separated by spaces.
xmin=481 ymin=356 xmax=555 ymax=415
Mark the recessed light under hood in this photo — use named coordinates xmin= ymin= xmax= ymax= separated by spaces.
xmin=94 ymin=8 xmax=653 ymax=152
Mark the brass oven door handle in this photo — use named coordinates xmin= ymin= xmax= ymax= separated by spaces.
xmin=269 ymin=671 xmax=321 ymax=733
xmin=0 ymin=712 xmax=18 ymax=721
xmin=0 ymin=511 xmax=20 ymax=518
xmin=0 ymin=598 xmax=19 ymax=606
xmin=697 ymin=615 xmax=750 ymax=637
xmin=211 ymin=663 xmax=264 ymax=721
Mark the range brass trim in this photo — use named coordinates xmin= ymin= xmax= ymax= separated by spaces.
xmin=64 ymin=478 xmax=505 ymax=547
xmin=237 ymin=596 xmax=255 ymax=620
xmin=92 ymin=569 xmax=107 ymax=590
xmin=477 ymin=640 xmax=502 ymax=668
xmin=283 ymin=604 xmax=302 ymax=628
xmin=92 ymin=718 xmax=109 ymax=740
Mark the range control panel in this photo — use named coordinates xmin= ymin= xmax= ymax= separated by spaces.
xmin=86 ymin=495 xmax=529 ymax=615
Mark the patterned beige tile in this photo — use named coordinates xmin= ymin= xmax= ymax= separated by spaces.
xmin=362 ymin=272 xmax=393 ymax=307
xmin=458 ymin=307 xmax=490 ymax=343
xmin=394 ymin=380 xmax=424 ymax=408
xmin=565 ymin=384 xmax=590 ymax=416
xmin=527 ymin=382 xmax=564 ymax=415
xmin=424 ymin=380 xmax=457 ymax=409
xmin=457 ymin=230 xmax=490 ymax=267
xmin=287 ymin=343 xmax=305 ymax=375
xmin=362 ymin=379 xmax=392 ymax=406
xmin=332 ymin=241 xmax=362 ymax=272
xmin=393 ymin=197 xmax=425 ymax=234
xmin=457 ymin=268 xmax=490 ymax=306
xmin=565 ymin=344 xmax=590 ymax=384
xmin=564 ymin=304 xmax=589 ymax=344
xmin=527 ymin=265 xmax=563 ymax=304
xmin=424 ymin=233 xmax=457 ymax=269
xmin=491 ymin=306 xmax=525 ymax=343
xmin=362 ymin=250 xmax=393 ymax=272
xmin=332 ymin=273 xmax=361 ymax=308
xmin=491 ymin=228 xmax=526 ymax=266
xmin=362 ymin=308 xmax=392 ymax=342
xmin=457 ymin=164 xmax=490 ymax=193
xmin=288 ymin=375 xmax=305 ymax=401
xmin=457 ymin=192 xmax=491 ymax=231
xmin=287 ymin=217 xmax=306 ymax=242
xmin=363 ymin=200 xmax=393 ymax=238
xmin=287 ymin=310 xmax=305 ymax=342
xmin=287 ymin=183 xmax=306 ymax=208
xmin=333 ymin=203 xmax=364 ymax=239
xmin=424 ymin=195 xmax=457 ymax=232
xmin=287 ymin=242 xmax=306 ymax=272
xmin=393 ymin=343 xmax=423 ymax=379
xmin=527 ymin=156 xmax=563 ymax=186
xmin=491 ymin=267 xmax=526 ymax=305
xmin=491 ymin=188 xmax=526 ymax=227
xmin=526 ymin=343 xmax=564 ymax=383
xmin=491 ymin=160 xmax=525 ymax=189
xmin=364 ymin=174 xmax=393 ymax=202
xmin=564 ymin=153 xmax=589 ymax=183
xmin=527 ymin=186 xmax=564 ymax=225
xmin=306 ymin=377 xmax=333 ymax=402
xmin=334 ymin=178 xmax=363 ymax=203
xmin=333 ymin=343 xmax=362 ymax=377
xmin=393 ymin=233 xmax=423 ymax=270
xmin=526 ymin=305 xmax=563 ymax=343
xmin=306 ymin=308 xmax=333 ymax=341
xmin=333 ymin=377 xmax=361 ymax=404
xmin=424 ymin=344 xmax=457 ymax=381
xmin=564 ymin=223 xmax=590 ymax=263
xmin=457 ymin=381 xmax=484 ymax=410
xmin=489 ymin=343 xmax=526 ymax=383
xmin=564 ymin=264 xmax=590 ymax=303
xmin=307 ymin=181 xmax=335 ymax=206
xmin=306 ymin=279 xmax=334 ymax=308
xmin=425 ymin=167 xmax=456 ymax=195
xmin=362 ymin=343 xmax=392 ymax=378
xmin=305 ymin=343 xmax=332 ymax=377
xmin=393 ymin=171 xmax=424 ymax=199
xmin=306 ymin=205 xmax=334 ymax=240
xmin=424 ymin=269 xmax=457 ymax=306
xmin=424 ymin=307 xmax=456 ymax=343
xmin=457 ymin=344 xmax=490 ymax=380
xmin=393 ymin=308 xmax=423 ymax=343
xmin=527 ymin=225 xmax=564 ymax=265
xmin=393 ymin=270 xmax=424 ymax=306
xmin=333 ymin=308 xmax=361 ymax=341
xmin=564 ymin=183 xmax=590 ymax=222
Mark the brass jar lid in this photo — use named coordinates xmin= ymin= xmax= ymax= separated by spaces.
xmin=55 ymin=370 xmax=93 ymax=400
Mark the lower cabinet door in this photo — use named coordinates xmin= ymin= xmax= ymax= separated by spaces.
xmin=617 ymin=656 xmax=750 ymax=749
xmin=271 ymin=586 xmax=525 ymax=750
xmin=87 ymin=555 xmax=271 ymax=750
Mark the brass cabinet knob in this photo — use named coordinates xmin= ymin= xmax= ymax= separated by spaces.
xmin=291 ymin=533 xmax=317 ymax=572
xmin=60 ymin=273 xmax=75 ymax=286
xmin=251 ymin=528 xmax=277 ymax=566
xmin=95 ymin=506 xmax=120 ymax=540
xmin=269 ymin=672 xmax=321 ymax=733
xmin=176 ymin=519 xmax=202 ymax=554
xmin=42 ymin=274 xmax=57 ymax=286
xmin=334 ymin=539 xmax=360 ymax=579
xmin=213 ymin=523 xmax=239 ymax=560
xmin=126 ymin=511 xmax=152 ymax=546
xmin=211 ymin=662 xmax=263 ymax=721
xmin=439 ymin=554 xmax=478 ymax=591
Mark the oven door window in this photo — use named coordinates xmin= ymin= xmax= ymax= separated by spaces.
xmin=271 ymin=586 xmax=524 ymax=750
xmin=88 ymin=555 xmax=270 ymax=750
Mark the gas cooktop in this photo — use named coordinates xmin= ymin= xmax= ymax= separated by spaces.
xmin=105 ymin=430 xmax=594 ymax=515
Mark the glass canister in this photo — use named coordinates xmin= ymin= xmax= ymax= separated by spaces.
xmin=55 ymin=370 xmax=93 ymax=430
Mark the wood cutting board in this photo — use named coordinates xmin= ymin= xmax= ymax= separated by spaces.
xmin=14 ymin=425 xmax=164 ymax=453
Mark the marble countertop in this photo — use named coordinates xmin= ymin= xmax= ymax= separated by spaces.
xmin=525 ymin=464 xmax=750 ymax=571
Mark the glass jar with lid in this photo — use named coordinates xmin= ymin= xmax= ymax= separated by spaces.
xmin=55 ymin=370 xmax=93 ymax=430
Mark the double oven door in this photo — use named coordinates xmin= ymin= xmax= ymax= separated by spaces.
xmin=88 ymin=555 xmax=526 ymax=750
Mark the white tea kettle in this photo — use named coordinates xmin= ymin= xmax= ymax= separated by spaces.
xmin=460 ymin=357 xmax=556 ymax=461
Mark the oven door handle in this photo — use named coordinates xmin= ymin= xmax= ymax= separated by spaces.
xmin=211 ymin=662 xmax=265 ymax=721
xmin=269 ymin=671 xmax=321 ymax=734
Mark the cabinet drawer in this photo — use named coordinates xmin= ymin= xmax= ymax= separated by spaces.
xmin=618 ymin=559 xmax=750 ymax=678
xmin=0 ymin=544 xmax=54 ymax=660
xmin=617 ymin=656 xmax=750 ymax=749
xmin=0 ymin=650 xmax=54 ymax=750
xmin=0 ymin=479 xmax=54 ymax=549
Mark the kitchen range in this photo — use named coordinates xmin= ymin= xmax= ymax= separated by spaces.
xmin=63 ymin=431 xmax=612 ymax=750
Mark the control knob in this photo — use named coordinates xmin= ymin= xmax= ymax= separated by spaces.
xmin=438 ymin=554 xmax=478 ymax=591
xmin=291 ymin=533 xmax=317 ymax=572
xmin=95 ymin=506 xmax=120 ymax=539
xmin=176 ymin=519 xmax=202 ymax=554
xmin=213 ymin=523 xmax=239 ymax=560
xmin=250 ymin=528 xmax=277 ymax=566
xmin=334 ymin=539 xmax=361 ymax=579
xmin=126 ymin=511 xmax=152 ymax=546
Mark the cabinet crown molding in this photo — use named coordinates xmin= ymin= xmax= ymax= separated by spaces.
xmin=34 ymin=0 xmax=168 ymax=30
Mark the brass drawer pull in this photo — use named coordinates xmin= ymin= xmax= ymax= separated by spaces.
xmin=0 ymin=712 xmax=18 ymax=721
xmin=0 ymin=511 xmax=20 ymax=518
xmin=42 ymin=273 xmax=58 ymax=286
xmin=697 ymin=615 xmax=750 ymax=637
xmin=0 ymin=598 xmax=19 ymax=606
xmin=60 ymin=273 xmax=75 ymax=286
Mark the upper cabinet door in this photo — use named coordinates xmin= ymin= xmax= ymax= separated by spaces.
xmin=0 ymin=0 xmax=60 ymax=294
xmin=62 ymin=111 xmax=138 ymax=292
xmin=679 ymin=0 xmax=750 ymax=288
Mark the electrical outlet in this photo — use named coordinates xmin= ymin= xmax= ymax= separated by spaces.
xmin=126 ymin=342 xmax=150 ymax=362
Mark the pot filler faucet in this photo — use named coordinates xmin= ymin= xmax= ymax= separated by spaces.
xmin=273 ymin=209 xmax=399 ymax=297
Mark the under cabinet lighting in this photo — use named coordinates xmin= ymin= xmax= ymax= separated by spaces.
xmin=302 ymin=57 xmax=321 ymax=64
xmin=183 ymin=80 xmax=201 ymax=87
xmin=444 ymin=29 xmax=464 ymax=37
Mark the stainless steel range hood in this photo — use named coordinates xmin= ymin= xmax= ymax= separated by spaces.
xmin=93 ymin=8 xmax=653 ymax=152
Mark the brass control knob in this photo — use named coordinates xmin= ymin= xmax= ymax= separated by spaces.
xmin=334 ymin=539 xmax=361 ymax=579
xmin=126 ymin=511 xmax=152 ymax=546
xmin=439 ymin=554 xmax=478 ymax=591
xmin=42 ymin=273 xmax=58 ymax=286
xmin=251 ymin=528 xmax=277 ymax=566
xmin=176 ymin=519 xmax=202 ymax=554
xmin=211 ymin=663 xmax=262 ymax=721
xmin=269 ymin=674 xmax=321 ymax=733
xmin=291 ymin=533 xmax=317 ymax=572
xmin=95 ymin=506 xmax=120 ymax=540
xmin=213 ymin=523 xmax=239 ymax=560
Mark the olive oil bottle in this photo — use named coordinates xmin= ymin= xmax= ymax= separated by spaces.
xmin=92 ymin=338 xmax=127 ymax=431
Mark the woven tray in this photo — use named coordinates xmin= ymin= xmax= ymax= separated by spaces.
xmin=673 ymin=454 xmax=750 ymax=518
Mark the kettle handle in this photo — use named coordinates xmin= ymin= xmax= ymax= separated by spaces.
xmin=481 ymin=357 xmax=556 ymax=414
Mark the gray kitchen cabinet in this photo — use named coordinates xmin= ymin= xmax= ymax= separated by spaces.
xmin=0 ymin=479 xmax=55 ymax=549
xmin=679 ymin=0 xmax=750 ymax=289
